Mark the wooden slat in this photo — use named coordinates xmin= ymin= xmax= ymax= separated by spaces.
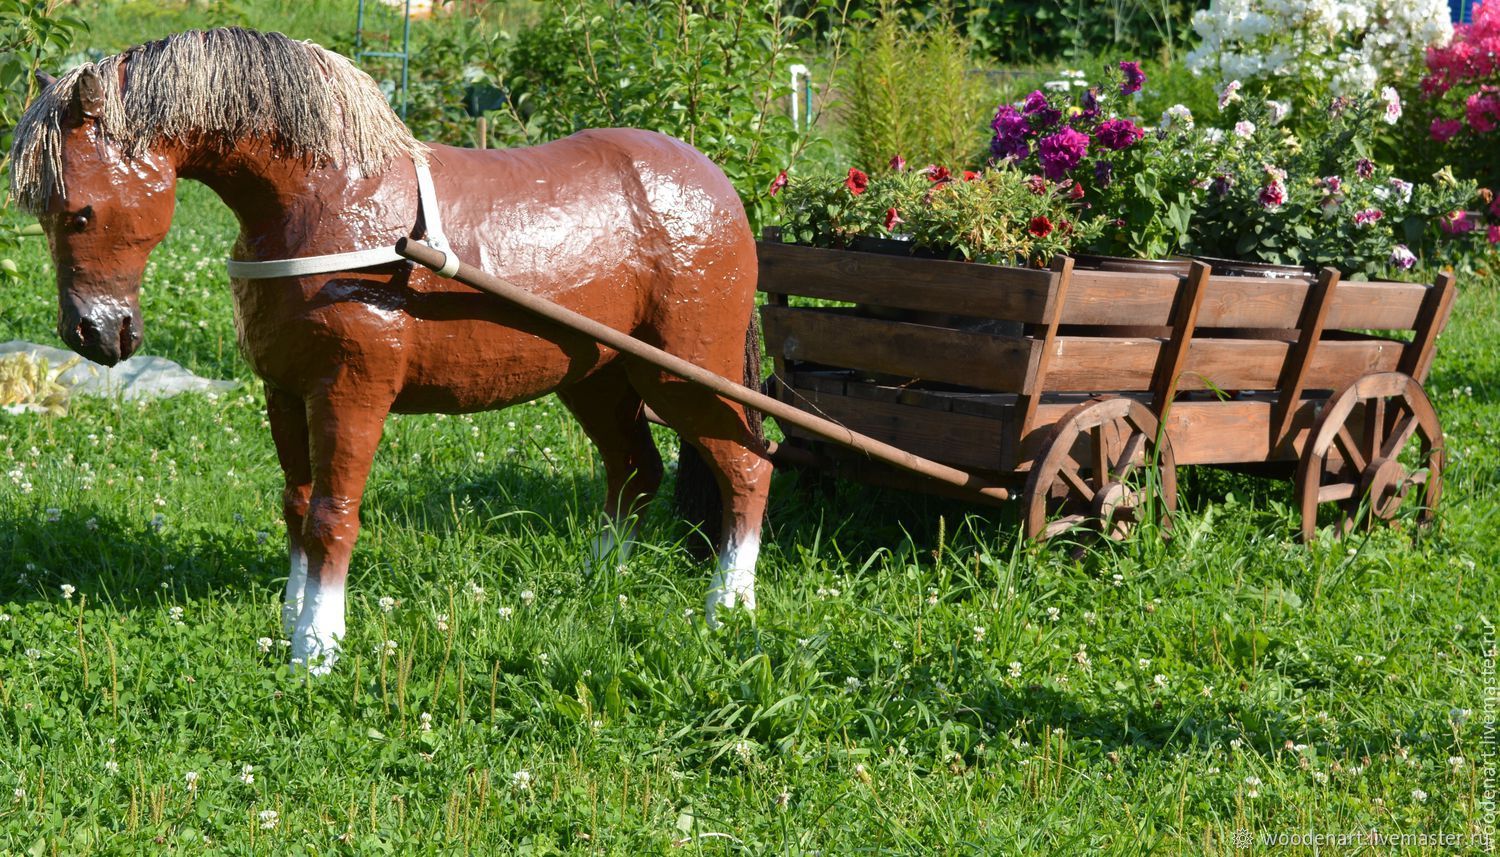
xmin=1398 ymin=271 xmax=1457 ymax=383
xmin=1272 ymin=267 xmax=1339 ymax=443
xmin=1059 ymin=270 xmax=1432 ymax=330
xmin=1016 ymin=256 xmax=1075 ymax=438
xmin=1151 ymin=262 xmax=1210 ymax=413
xmin=777 ymin=385 xmax=1011 ymax=472
xmin=761 ymin=305 xmax=1037 ymax=393
xmin=1163 ymin=399 xmax=1321 ymax=465
xmin=1045 ymin=337 xmax=1405 ymax=393
xmin=757 ymin=241 xmax=1057 ymax=322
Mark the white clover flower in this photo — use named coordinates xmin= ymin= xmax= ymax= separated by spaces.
xmin=378 ymin=596 xmax=396 ymax=613
xmin=1008 ymin=661 xmax=1023 ymax=679
xmin=973 ymin=625 xmax=986 ymax=642
xmin=382 ymin=640 xmax=398 ymax=656
xmin=1411 ymin=787 xmax=1428 ymax=803
xmin=1046 ymin=607 xmax=1060 ymax=622
xmin=104 ymin=760 xmax=120 ymax=775
xmin=511 ymin=769 xmax=532 ymax=791
xmin=258 ymin=809 xmax=279 ymax=829
xmin=184 ymin=771 xmax=199 ymax=791
xmin=617 ymin=594 xmax=628 ymax=607
xmin=257 ymin=637 xmax=273 ymax=654
xmin=60 ymin=584 xmax=75 ymax=600
xmin=436 ymin=613 xmax=450 ymax=633
xmin=419 ymin=712 xmax=432 ymax=732
xmin=168 ymin=606 xmax=184 ymax=624
xmin=1153 ymin=673 xmax=1168 ymax=689
xmin=844 ymin=676 xmax=862 ymax=693
xmin=467 ymin=581 xmax=485 ymax=601
xmin=520 ymin=590 xmax=535 ymax=606
xmin=239 ymin=764 xmax=254 ymax=785
xmin=498 ymin=606 xmax=514 ymax=621
xmin=1137 ymin=658 xmax=1152 ymax=670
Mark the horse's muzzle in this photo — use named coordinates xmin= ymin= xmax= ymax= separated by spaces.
xmin=60 ymin=305 xmax=142 ymax=367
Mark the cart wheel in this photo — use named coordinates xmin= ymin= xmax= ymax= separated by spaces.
xmin=1024 ymin=397 xmax=1177 ymax=542
xmin=1295 ymin=372 xmax=1443 ymax=541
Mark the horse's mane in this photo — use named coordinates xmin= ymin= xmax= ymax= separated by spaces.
xmin=9 ymin=27 xmax=427 ymax=213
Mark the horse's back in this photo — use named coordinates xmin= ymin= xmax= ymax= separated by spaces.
xmin=388 ymin=129 xmax=756 ymax=412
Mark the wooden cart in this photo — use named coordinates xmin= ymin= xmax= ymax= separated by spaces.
xmin=395 ymin=237 xmax=1454 ymax=543
xmin=757 ymin=242 xmax=1456 ymax=541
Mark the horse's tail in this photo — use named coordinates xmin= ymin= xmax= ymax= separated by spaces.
xmin=674 ymin=309 xmax=765 ymax=558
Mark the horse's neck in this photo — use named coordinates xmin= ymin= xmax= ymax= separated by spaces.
xmin=174 ymin=140 xmax=407 ymax=259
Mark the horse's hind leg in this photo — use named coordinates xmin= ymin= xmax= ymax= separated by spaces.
xmin=556 ymin=363 xmax=663 ymax=572
xmin=266 ymin=387 xmax=312 ymax=637
xmin=629 ymin=372 xmax=771 ymax=625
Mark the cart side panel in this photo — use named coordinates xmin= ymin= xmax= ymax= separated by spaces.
xmin=1042 ymin=336 xmax=1405 ymax=393
xmin=1059 ymin=272 xmax=1432 ymax=330
xmin=760 ymin=305 xmax=1039 ymax=393
xmin=757 ymin=241 xmax=1057 ymax=323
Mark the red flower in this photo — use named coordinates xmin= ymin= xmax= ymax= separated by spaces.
xmin=1028 ymin=216 xmax=1054 ymax=238
xmin=884 ymin=207 xmax=904 ymax=230
xmin=1066 ymin=182 xmax=1085 ymax=200
xmin=845 ymin=167 xmax=869 ymax=195
xmin=1026 ymin=175 xmax=1047 ymax=195
xmin=889 ymin=155 xmax=907 ymax=172
xmin=1489 ymin=224 xmax=1500 ymax=244
xmin=926 ymin=165 xmax=953 ymax=183
xmin=768 ymin=170 xmax=788 ymax=196
xmin=962 ymin=170 xmax=980 ymax=182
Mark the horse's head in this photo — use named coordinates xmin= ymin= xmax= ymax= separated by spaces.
xmin=24 ymin=68 xmax=177 ymax=366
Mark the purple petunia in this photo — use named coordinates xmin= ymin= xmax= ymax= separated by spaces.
xmin=1094 ymin=160 xmax=1114 ymax=188
xmin=1119 ymin=61 xmax=1146 ymax=95
xmin=990 ymin=104 xmax=1034 ymax=161
xmin=1022 ymin=90 xmax=1063 ymax=129
xmin=1096 ymin=119 xmax=1145 ymax=151
xmin=1037 ymin=127 xmax=1090 ymax=180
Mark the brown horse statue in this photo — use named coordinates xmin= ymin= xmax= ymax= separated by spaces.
xmin=11 ymin=28 xmax=771 ymax=673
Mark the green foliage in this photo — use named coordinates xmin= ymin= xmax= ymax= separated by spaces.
xmin=776 ymin=165 xmax=1102 ymax=264
xmin=1185 ymin=95 xmax=1480 ymax=277
xmin=963 ymin=0 xmax=1203 ymax=65
xmin=838 ymin=5 xmax=988 ymax=172
xmin=492 ymin=0 xmax=838 ymax=232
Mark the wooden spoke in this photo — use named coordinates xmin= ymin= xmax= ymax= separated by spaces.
xmin=1024 ymin=397 xmax=1176 ymax=542
xmin=1295 ymin=372 xmax=1443 ymax=541
xmin=1333 ymin=425 xmax=1369 ymax=475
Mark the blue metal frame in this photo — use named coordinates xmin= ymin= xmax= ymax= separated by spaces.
xmin=355 ymin=0 xmax=413 ymax=120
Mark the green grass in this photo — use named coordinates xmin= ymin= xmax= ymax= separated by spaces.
xmin=0 ymin=169 xmax=1496 ymax=854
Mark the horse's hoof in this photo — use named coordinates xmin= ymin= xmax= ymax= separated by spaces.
xmin=705 ymin=570 xmax=756 ymax=628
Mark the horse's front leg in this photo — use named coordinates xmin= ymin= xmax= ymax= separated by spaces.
xmin=266 ymin=387 xmax=312 ymax=636
xmin=290 ymin=389 xmax=391 ymax=674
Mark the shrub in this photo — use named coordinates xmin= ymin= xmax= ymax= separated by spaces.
xmin=774 ymin=163 xmax=1104 ymax=264
xmin=493 ymin=0 xmax=835 ymax=232
xmin=838 ymin=6 xmax=989 ymax=173
xmin=1414 ymin=0 xmax=1500 ymax=244
xmin=1185 ymin=0 xmax=1451 ymax=104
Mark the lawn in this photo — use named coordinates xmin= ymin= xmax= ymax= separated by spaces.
xmin=0 ymin=160 xmax=1495 ymax=857
xmin=0 ymin=8 xmax=1497 ymax=856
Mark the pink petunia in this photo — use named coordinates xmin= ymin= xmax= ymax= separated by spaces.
xmin=884 ymin=207 xmax=904 ymax=231
xmin=1431 ymin=118 xmax=1465 ymax=142
xmin=768 ymin=170 xmax=788 ymax=196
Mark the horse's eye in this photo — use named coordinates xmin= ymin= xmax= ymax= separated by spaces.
xmin=69 ymin=207 xmax=92 ymax=232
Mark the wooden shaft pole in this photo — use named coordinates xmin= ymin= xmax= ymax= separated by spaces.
xmin=395 ymin=238 xmax=1011 ymax=502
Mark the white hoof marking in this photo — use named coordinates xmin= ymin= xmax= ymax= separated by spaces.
xmin=706 ymin=534 xmax=760 ymax=628
xmin=281 ymin=543 xmax=307 ymax=637
xmin=291 ymin=576 xmax=345 ymax=676
xmin=584 ymin=519 xmax=635 ymax=576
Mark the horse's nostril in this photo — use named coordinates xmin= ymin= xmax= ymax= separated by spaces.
xmin=118 ymin=316 xmax=136 ymax=355
xmin=77 ymin=316 xmax=99 ymax=345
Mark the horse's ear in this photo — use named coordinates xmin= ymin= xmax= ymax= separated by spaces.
xmin=72 ymin=67 xmax=105 ymax=119
xmin=34 ymin=70 xmax=56 ymax=90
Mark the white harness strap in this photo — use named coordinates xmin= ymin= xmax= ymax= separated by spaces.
xmin=225 ymin=158 xmax=459 ymax=279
